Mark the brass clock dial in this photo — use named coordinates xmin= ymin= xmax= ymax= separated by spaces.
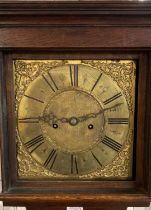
xmin=15 ymin=60 xmax=135 ymax=179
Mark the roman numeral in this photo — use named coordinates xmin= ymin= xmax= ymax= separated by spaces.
xmin=91 ymin=73 xmax=102 ymax=92
xmin=24 ymin=94 xmax=44 ymax=104
xmin=71 ymin=154 xmax=78 ymax=174
xmin=91 ymin=152 xmax=102 ymax=167
xmin=102 ymin=136 xmax=122 ymax=152
xmin=69 ymin=65 xmax=78 ymax=87
xmin=108 ymin=118 xmax=129 ymax=124
xmin=42 ymin=72 xmax=58 ymax=92
xmin=103 ymin=92 xmax=122 ymax=105
xmin=43 ymin=149 xmax=57 ymax=169
xmin=18 ymin=117 xmax=39 ymax=123
xmin=25 ymin=135 xmax=44 ymax=153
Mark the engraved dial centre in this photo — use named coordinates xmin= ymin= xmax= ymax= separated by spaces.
xmin=41 ymin=89 xmax=104 ymax=153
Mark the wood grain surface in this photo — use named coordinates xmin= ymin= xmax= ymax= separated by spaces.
xmin=0 ymin=1 xmax=151 ymax=210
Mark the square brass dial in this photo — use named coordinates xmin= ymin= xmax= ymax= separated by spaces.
xmin=14 ymin=59 xmax=136 ymax=180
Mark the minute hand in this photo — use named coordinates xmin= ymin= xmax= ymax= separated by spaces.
xmin=77 ymin=103 xmax=123 ymax=122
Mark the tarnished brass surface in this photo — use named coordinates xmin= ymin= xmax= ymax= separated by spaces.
xmin=14 ymin=59 xmax=136 ymax=179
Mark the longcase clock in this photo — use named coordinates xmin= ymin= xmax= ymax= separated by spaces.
xmin=0 ymin=1 xmax=151 ymax=210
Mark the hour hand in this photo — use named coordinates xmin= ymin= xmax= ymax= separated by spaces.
xmin=41 ymin=113 xmax=70 ymax=127
xmin=41 ymin=103 xmax=123 ymax=127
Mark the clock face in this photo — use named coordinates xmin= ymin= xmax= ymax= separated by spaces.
xmin=17 ymin=60 xmax=132 ymax=177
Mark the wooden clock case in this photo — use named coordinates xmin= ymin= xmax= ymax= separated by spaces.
xmin=0 ymin=1 xmax=151 ymax=210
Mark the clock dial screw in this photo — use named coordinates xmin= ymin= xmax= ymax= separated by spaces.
xmin=88 ymin=124 xmax=93 ymax=129
xmin=53 ymin=123 xmax=58 ymax=129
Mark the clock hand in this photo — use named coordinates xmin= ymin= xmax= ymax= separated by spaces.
xmin=56 ymin=102 xmax=123 ymax=125
xmin=77 ymin=102 xmax=123 ymax=123
xmin=41 ymin=102 xmax=123 ymax=126
xmin=40 ymin=112 xmax=69 ymax=127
